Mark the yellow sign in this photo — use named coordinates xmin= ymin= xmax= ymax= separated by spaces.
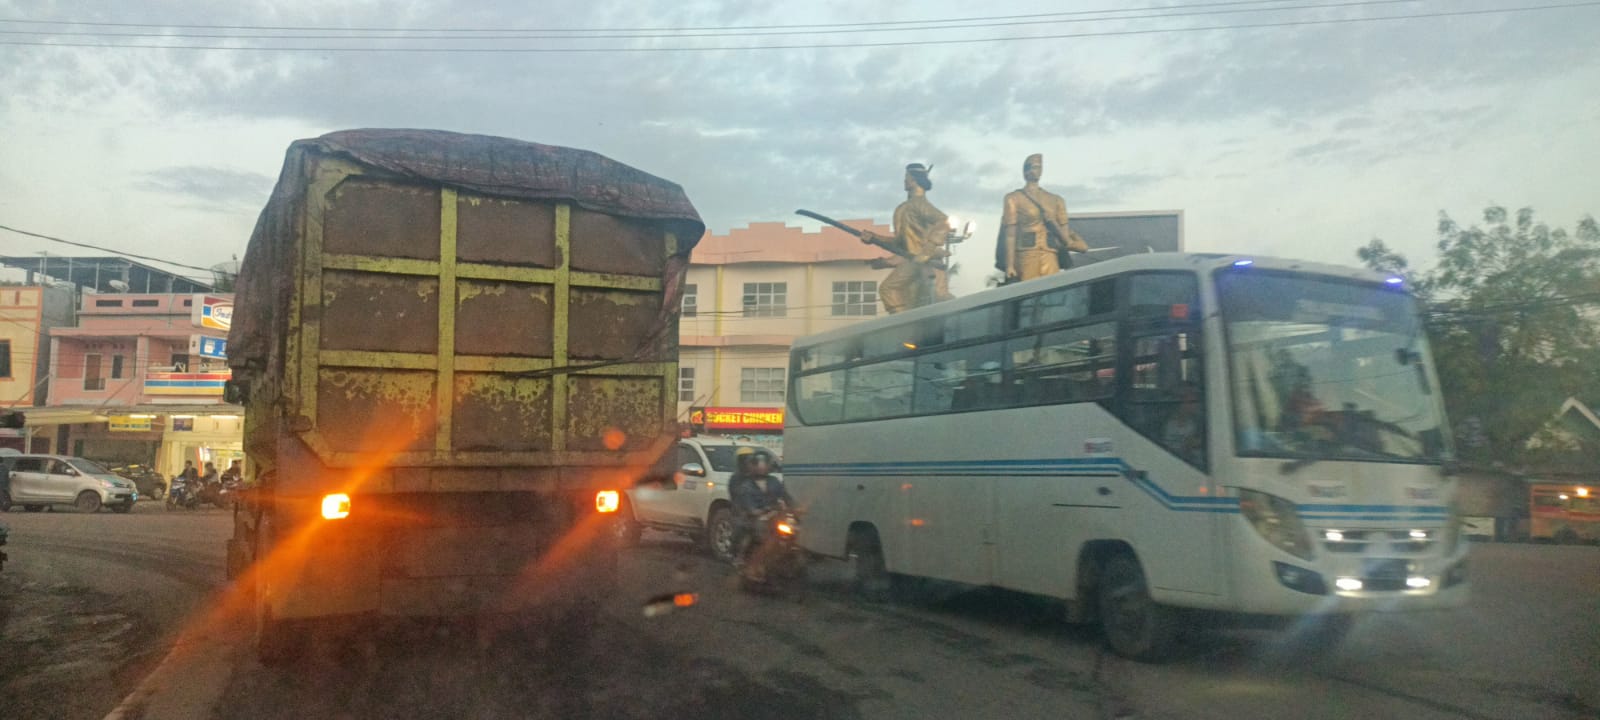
xmin=109 ymin=416 xmax=154 ymax=432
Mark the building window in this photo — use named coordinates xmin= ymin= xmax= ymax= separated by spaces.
xmin=84 ymin=353 xmax=105 ymax=391
xmin=679 ymin=367 xmax=696 ymax=398
xmin=832 ymin=281 xmax=878 ymax=316
xmin=94 ymin=299 xmax=123 ymax=308
xmin=742 ymin=282 xmax=787 ymax=317
xmin=111 ymin=355 xmax=125 ymax=380
xmin=740 ymin=367 xmax=787 ymax=403
xmin=131 ymin=299 xmax=160 ymax=307
xmin=681 ymin=284 xmax=698 ymax=317
xmin=0 ymin=340 xmax=11 ymax=378
xmin=171 ymin=353 xmax=189 ymax=372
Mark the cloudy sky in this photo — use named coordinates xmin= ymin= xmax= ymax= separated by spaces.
xmin=1 ymin=0 xmax=1596 ymax=294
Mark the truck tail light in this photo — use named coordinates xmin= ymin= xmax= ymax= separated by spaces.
xmin=321 ymin=493 xmax=351 ymax=520
xmin=595 ymin=490 xmax=620 ymax=514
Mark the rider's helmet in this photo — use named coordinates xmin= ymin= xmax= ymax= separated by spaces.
xmin=736 ymin=445 xmax=775 ymax=473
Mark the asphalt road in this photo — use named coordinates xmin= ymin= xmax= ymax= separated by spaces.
xmin=2 ymin=509 xmax=1595 ymax=720
xmin=0 ymin=502 xmax=235 ymax=720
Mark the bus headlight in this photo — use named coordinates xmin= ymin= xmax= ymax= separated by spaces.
xmin=1238 ymin=489 xmax=1314 ymax=561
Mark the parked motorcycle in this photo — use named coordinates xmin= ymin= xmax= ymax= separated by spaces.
xmin=737 ymin=503 xmax=807 ymax=595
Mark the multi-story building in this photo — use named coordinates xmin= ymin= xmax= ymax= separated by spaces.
xmin=45 ymin=292 xmax=241 ymax=476
xmin=0 ymin=284 xmax=75 ymax=451
xmin=678 ymin=220 xmax=892 ymax=451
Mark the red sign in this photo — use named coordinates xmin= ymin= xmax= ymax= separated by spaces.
xmin=691 ymin=407 xmax=784 ymax=431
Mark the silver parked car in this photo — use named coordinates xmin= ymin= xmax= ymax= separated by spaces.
xmin=1 ymin=454 xmax=139 ymax=513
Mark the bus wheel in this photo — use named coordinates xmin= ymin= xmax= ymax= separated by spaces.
xmin=847 ymin=527 xmax=892 ymax=603
xmin=1554 ymin=528 xmax=1579 ymax=545
xmin=1098 ymin=553 xmax=1178 ymax=661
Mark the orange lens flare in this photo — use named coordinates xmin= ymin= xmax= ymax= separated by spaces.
xmin=595 ymin=490 xmax=620 ymax=513
xmin=321 ymin=493 xmax=351 ymax=520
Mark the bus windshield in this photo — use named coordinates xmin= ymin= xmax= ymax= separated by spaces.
xmin=1217 ymin=271 xmax=1447 ymax=464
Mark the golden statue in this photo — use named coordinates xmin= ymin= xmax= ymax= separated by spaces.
xmin=858 ymin=163 xmax=953 ymax=313
xmin=1000 ymin=154 xmax=1087 ymax=282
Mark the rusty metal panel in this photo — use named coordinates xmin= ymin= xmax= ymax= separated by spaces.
xmin=451 ymin=373 xmax=553 ymax=452
xmin=316 ymin=368 xmax=438 ymax=453
xmin=455 ymin=280 xmax=553 ymax=357
xmin=456 ymin=195 xmax=557 ymax=268
xmin=567 ymin=288 xmax=662 ymax=359
xmin=568 ymin=207 xmax=666 ymax=277
xmin=320 ymin=271 xmax=439 ymax=354
xmin=565 ymin=375 xmax=663 ymax=451
xmin=322 ymin=179 xmax=442 ymax=261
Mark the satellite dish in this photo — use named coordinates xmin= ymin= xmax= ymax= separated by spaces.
xmin=108 ymin=279 xmax=130 ymax=291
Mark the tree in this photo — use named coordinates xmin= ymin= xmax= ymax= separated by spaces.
xmin=1358 ymin=207 xmax=1600 ymax=467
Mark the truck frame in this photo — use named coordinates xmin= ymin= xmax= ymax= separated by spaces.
xmin=225 ymin=129 xmax=703 ymax=661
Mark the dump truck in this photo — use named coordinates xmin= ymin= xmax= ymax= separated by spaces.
xmin=225 ymin=129 xmax=703 ymax=662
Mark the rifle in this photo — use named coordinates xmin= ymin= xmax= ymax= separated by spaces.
xmin=795 ymin=209 xmax=966 ymax=266
xmin=795 ymin=209 xmax=911 ymax=260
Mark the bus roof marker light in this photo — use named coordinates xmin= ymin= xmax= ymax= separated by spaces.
xmin=1232 ymin=259 xmax=1254 ymax=267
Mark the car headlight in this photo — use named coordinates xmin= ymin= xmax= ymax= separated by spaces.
xmin=1238 ymin=489 xmax=1314 ymax=561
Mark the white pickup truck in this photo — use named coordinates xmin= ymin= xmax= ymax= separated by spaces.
xmin=615 ymin=437 xmax=777 ymax=562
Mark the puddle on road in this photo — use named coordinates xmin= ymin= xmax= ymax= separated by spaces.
xmin=0 ymin=576 xmax=160 ymax=720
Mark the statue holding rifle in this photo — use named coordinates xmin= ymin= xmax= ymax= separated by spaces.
xmin=796 ymin=163 xmax=968 ymax=314
xmin=997 ymin=153 xmax=1088 ymax=283
xmin=860 ymin=163 xmax=952 ymax=313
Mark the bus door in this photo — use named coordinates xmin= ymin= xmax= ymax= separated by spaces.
xmin=1116 ymin=273 xmax=1226 ymax=597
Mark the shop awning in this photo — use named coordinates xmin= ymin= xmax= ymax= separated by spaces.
xmin=10 ymin=404 xmax=244 ymax=427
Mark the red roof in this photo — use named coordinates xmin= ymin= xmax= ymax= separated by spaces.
xmin=694 ymin=220 xmax=893 ymax=265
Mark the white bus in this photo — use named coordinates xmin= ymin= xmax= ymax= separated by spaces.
xmin=783 ymin=252 xmax=1469 ymax=659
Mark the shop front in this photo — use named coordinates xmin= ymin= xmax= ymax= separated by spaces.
xmin=688 ymin=406 xmax=786 ymax=455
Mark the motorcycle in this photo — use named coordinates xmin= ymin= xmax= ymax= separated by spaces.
xmin=737 ymin=503 xmax=807 ymax=595
xmin=165 ymin=476 xmax=200 ymax=511
xmin=216 ymin=475 xmax=243 ymax=509
xmin=0 ymin=522 xmax=9 ymax=573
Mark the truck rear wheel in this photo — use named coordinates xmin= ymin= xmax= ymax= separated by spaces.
xmin=257 ymin=607 xmax=309 ymax=666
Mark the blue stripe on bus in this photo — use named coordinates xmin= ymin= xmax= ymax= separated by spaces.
xmin=783 ymin=458 xmax=1450 ymax=520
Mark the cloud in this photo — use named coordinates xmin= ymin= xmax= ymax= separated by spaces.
xmin=135 ymin=165 xmax=275 ymax=212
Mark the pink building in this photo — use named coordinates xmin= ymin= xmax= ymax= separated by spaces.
xmin=46 ymin=293 xmax=242 ymax=477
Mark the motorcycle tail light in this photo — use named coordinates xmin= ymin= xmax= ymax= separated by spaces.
xmin=595 ymin=490 xmax=620 ymax=514
xmin=776 ymin=522 xmax=795 ymax=536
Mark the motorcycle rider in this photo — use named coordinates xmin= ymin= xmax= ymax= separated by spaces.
xmin=728 ymin=447 xmax=791 ymax=578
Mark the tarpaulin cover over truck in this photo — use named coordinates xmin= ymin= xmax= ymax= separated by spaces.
xmin=228 ymin=129 xmax=705 ymax=473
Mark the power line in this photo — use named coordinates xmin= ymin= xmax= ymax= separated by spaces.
xmin=0 ymin=224 xmax=229 ymax=276
xmin=3 ymin=2 xmax=1595 ymax=53
xmin=0 ymin=0 xmax=1370 ymax=34
xmin=0 ymin=0 xmax=1424 ymax=41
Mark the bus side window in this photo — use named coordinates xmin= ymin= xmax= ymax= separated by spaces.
xmin=1123 ymin=331 xmax=1205 ymax=468
xmin=1007 ymin=322 xmax=1116 ymax=406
